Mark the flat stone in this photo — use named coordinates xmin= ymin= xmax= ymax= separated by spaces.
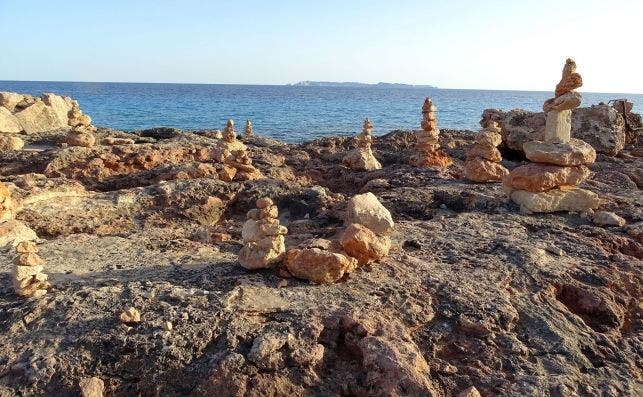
xmin=543 ymin=92 xmax=581 ymax=113
xmin=523 ymin=139 xmax=596 ymax=166
xmin=510 ymin=186 xmax=599 ymax=213
xmin=503 ymin=164 xmax=591 ymax=192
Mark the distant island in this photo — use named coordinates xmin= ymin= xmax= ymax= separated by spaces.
xmin=287 ymin=81 xmax=438 ymax=89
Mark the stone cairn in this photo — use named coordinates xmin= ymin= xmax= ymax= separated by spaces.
xmin=238 ymin=197 xmax=288 ymax=269
xmin=0 ymin=181 xmax=16 ymax=222
xmin=65 ymin=102 xmax=96 ymax=148
xmin=244 ymin=119 xmax=254 ymax=138
xmin=342 ymin=117 xmax=382 ymax=171
xmin=12 ymin=241 xmax=50 ymax=298
xmin=411 ymin=98 xmax=452 ymax=169
xmin=464 ymin=121 xmax=509 ymax=182
xmin=503 ymin=59 xmax=599 ymax=213
xmin=217 ymin=119 xmax=261 ymax=181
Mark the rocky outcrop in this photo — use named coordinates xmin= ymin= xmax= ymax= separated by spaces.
xmin=238 ymin=197 xmax=287 ymax=269
xmin=464 ymin=121 xmax=508 ymax=182
xmin=0 ymin=135 xmax=24 ymax=152
xmin=0 ymin=107 xmax=22 ymax=133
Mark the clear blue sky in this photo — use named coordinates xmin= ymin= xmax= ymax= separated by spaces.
xmin=1 ymin=0 xmax=641 ymax=93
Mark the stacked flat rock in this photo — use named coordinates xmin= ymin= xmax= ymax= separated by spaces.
xmin=504 ymin=59 xmax=599 ymax=213
xmin=464 ymin=121 xmax=509 ymax=182
xmin=65 ymin=102 xmax=96 ymax=148
xmin=342 ymin=117 xmax=382 ymax=171
xmin=12 ymin=241 xmax=50 ymax=298
xmin=244 ymin=119 xmax=254 ymax=138
xmin=410 ymin=98 xmax=452 ymax=169
xmin=218 ymin=119 xmax=261 ymax=181
xmin=238 ymin=197 xmax=288 ymax=269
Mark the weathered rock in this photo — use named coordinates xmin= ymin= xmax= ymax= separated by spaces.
xmin=79 ymin=377 xmax=105 ymax=397
xmin=555 ymin=58 xmax=582 ymax=97
xmin=285 ymin=248 xmax=358 ymax=284
xmin=544 ymin=109 xmax=572 ymax=144
xmin=65 ymin=132 xmax=96 ymax=148
xmin=458 ymin=386 xmax=482 ymax=397
xmin=503 ymin=164 xmax=591 ymax=192
xmin=464 ymin=158 xmax=509 ymax=183
xmin=0 ymin=220 xmax=38 ymax=247
xmin=0 ymin=135 xmax=24 ymax=152
xmin=523 ymin=139 xmax=596 ymax=166
xmin=12 ymin=242 xmax=50 ymax=298
xmin=466 ymin=144 xmax=501 ymax=162
xmin=41 ymin=93 xmax=73 ymax=127
xmin=100 ymin=137 xmax=135 ymax=145
xmin=593 ymin=211 xmax=626 ymax=227
xmin=119 ymin=307 xmax=141 ymax=324
xmin=14 ymin=101 xmax=67 ymax=133
xmin=346 ymin=192 xmax=394 ymax=235
xmin=0 ymin=92 xmax=24 ymax=112
xmin=543 ymin=91 xmax=582 ymax=112
xmin=509 ymin=186 xmax=600 ymax=213
xmin=340 ymin=223 xmax=391 ymax=265
xmin=0 ymin=107 xmax=22 ymax=133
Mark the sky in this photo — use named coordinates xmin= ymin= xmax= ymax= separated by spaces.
xmin=1 ymin=0 xmax=641 ymax=93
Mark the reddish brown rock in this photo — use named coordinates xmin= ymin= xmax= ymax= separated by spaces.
xmin=555 ymin=58 xmax=583 ymax=97
xmin=503 ymin=163 xmax=591 ymax=192
xmin=464 ymin=158 xmax=509 ymax=183
xmin=340 ymin=223 xmax=391 ymax=266
xmin=284 ymin=248 xmax=358 ymax=284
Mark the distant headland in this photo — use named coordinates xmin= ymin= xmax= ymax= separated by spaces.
xmin=287 ymin=81 xmax=438 ymax=89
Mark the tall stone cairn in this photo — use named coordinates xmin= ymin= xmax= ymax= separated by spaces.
xmin=12 ymin=241 xmax=50 ymax=298
xmin=342 ymin=117 xmax=382 ymax=171
xmin=410 ymin=98 xmax=452 ymax=169
xmin=244 ymin=119 xmax=254 ymax=138
xmin=503 ymin=59 xmax=599 ymax=213
xmin=464 ymin=121 xmax=509 ymax=182
xmin=238 ymin=197 xmax=288 ymax=269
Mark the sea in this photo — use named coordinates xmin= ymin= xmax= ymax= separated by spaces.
xmin=1 ymin=81 xmax=641 ymax=143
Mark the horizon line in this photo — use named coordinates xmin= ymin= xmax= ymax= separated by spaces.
xmin=1 ymin=79 xmax=642 ymax=96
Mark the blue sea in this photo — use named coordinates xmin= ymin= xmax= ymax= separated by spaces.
xmin=1 ymin=81 xmax=641 ymax=143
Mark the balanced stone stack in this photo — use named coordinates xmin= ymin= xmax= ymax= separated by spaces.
xmin=12 ymin=241 xmax=50 ymax=298
xmin=217 ymin=119 xmax=261 ymax=181
xmin=65 ymin=102 xmax=96 ymax=148
xmin=464 ymin=121 xmax=509 ymax=182
xmin=342 ymin=117 xmax=382 ymax=171
xmin=244 ymin=119 xmax=254 ymax=138
xmin=503 ymin=59 xmax=599 ymax=213
xmin=411 ymin=98 xmax=452 ymax=169
xmin=238 ymin=197 xmax=288 ymax=269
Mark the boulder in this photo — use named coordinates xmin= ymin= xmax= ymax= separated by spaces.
xmin=509 ymin=186 xmax=599 ymax=213
xmin=41 ymin=93 xmax=73 ymax=127
xmin=0 ymin=107 xmax=22 ymax=133
xmin=340 ymin=223 xmax=391 ymax=265
xmin=285 ymin=248 xmax=358 ymax=284
xmin=523 ymin=139 xmax=596 ymax=166
xmin=481 ymin=104 xmax=629 ymax=156
xmin=503 ymin=164 xmax=591 ymax=192
xmin=346 ymin=192 xmax=394 ymax=235
xmin=0 ymin=135 xmax=24 ymax=152
xmin=14 ymin=101 xmax=67 ymax=133
xmin=0 ymin=92 xmax=24 ymax=112
xmin=464 ymin=158 xmax=509 ymax=183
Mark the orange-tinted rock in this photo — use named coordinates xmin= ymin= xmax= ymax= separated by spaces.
xmin=340 ymin=223 xmax=391 ymax=266
xmin=464 ymin=158 xmax=508 ymax=183
xmin=555 ymin=58 xmax=582 ymax=97
xmin=466 ymin=144 xmax=501 ymax=162
xmin=503 ymin=163 xmax=591 ymax=192
xmin=284 ymin=248 xmax=357 ymax=284
xmin=523 ymin=139 xmax=596 ymax=166
xmin=410 ymin=150 xmax=453 ymax=169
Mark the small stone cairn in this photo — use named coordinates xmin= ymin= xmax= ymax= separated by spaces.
xmin=65 ymin=102 xmax=96 ymax=148
xmin=217 ymin=119 xmax=261 ymax=181
xmin=411 ymin=98 xmax=452 ymax=169
xmin=244 ymin=119 xmax=254 ymax=138
xmin=464 ymin=121 xmax=508 ymax=182
xmin=342 ymin=117 xmax=382 ymax=171
xmin=238 ymin=197 xmax=288 ymax=269
xmin=503 ymin=58 xmax=599 ymax=213
xmin=12 ymin=241 xmax=50 ymax=298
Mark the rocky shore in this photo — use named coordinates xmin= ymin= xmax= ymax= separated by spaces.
xmin=0 ymin=90 xmax=641 ymax=397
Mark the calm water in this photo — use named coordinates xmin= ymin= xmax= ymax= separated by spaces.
xmin=2 ymin=81 xmax=641 ymax=143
